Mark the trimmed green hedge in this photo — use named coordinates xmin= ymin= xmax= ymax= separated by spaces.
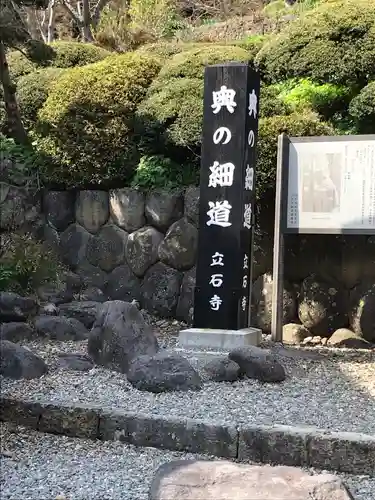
xmin=256 ymin=0 xmax=375 ymax=87
xmin=17 ymin=68 xmax=65 ymax=128
xmin=7 ymin=51 xmax=37 ymax=82
xmin=349 ymin=82 xmax=375 ymax=133
xmin=48 ymin=41 xmax=111 ymax=68
xmin=35 ymin=52 xmax=161 ymax=186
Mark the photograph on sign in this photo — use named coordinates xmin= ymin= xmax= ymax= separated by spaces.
xmin=286 ymin=137 xmax=375 ymax=233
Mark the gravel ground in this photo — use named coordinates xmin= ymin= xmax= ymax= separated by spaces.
xmin=1 ymin=422 xmax=374 ymax=500
xmin=1 ymin=335 xmax=374 ymax=435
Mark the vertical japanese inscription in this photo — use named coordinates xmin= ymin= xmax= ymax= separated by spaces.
xmin=193 ymin=63 xmax=260 ymax=330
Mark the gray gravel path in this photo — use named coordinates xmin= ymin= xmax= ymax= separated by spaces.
xmin=1 ymin=423 xmax=374 ymax=500
xmin=1 ymin=339 xmax=374 ymax=435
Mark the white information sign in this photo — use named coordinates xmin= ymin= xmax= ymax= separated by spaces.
xmin=286 ymin=137 xmax=375 ymax=233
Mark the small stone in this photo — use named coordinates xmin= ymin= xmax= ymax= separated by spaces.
xmin=40 ymin=303 xmax=58 ymax=315
xmin=127 ymin=351 xmax=202 ymax=392
xmin=311 ymin=336 xmax=322 ymax=345
xmin=203 ymin=357 xmax=240 ymax=382
xmin=0 ymin=322 xmax=33 ymax=342
xmin=321 ymin=337 xmax=328 ymax=346
xmin=328 ymin=328 xmax=373 ymax=349
xmin=0 ymin=340 xmax=47 ymax=379
xmin=303 ymin=336 xmax=313 ymax=345
xmin=56 ymin=352 xmax=94 ymax=371
xmin=229 ymin=346 xmax=286 ymax=383
xmin=282 ymin=323 xmax=310 ymax=345
xmin=79 ymin=287 xmax=108 ymax=303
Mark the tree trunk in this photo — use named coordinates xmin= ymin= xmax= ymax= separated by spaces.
xmin=0 ymin=43 xmax=28 ymax=145
xmin=81 ymin=0 xmax=94 ymax=41
xmin=47 ymin=0 xmax=56 ymax=42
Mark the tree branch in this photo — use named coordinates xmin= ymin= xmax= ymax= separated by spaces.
xmin=91 ymin=0 xmax=111 ymax=26
xmin=59 ymin=0 xmax=82 ymax=24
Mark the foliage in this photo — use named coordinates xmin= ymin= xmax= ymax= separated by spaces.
xmin=131 ymin=154 xmax=198 ymax=190
xmin=0 ymin=233 xmax=65 ymax=292
xmin=255 ymin=0 xmax=375 ymax=87
xmin=35 ymin=52 xmax=161 ymax=186
xmin=235 ymin=34 xmax=270 ymax=60
xmin=7 ymin=50 xmax=37 ymax=82
xmin=17 ymin=67 xmax=64 ymax=127
xmin=48 ymin=41 xmax=111 ymax=68
xmin=349 ymin=82 xmax=375 ymax=134
xmin=136 ymin=41 xmax=214 ymax=60
xmin=128 ymin=0 xmax=182 ymax=39
xmin=156 ymin=45 xmax=249 ymax=82
xmin=257 ymin=111 xmax=335 ymax=196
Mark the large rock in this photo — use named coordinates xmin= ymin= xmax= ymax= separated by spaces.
xmin=43 ymin=223 xmax=60 ymax=252
xmin=282 ymin=323 xmax=311 ymax=345
xmin=0 ymin=322 xmax=33 ymax=342
xmin=184 ymin=186 xmax=200 ymax=227
xmin=125 ymin=226 xmax=163 ymax=277
xmin=0 ymin=292 xmax=37 ymax=322
xmin=149 ymin=461 xmax=354 ymax=500
xmin=298 ymin=275 xmax=348 ymax=337
xmin=60 ymin=223 xmax=91 ymax=269
xmin=127 ymin=351 xmax=202 ymax=392
xmin=106 ymin=264 xmax=141 ymax=302
xmin=229 ymin=346 xmax=286 ymax=383
xmin=86 ymin=224 xmax=128 ymax=272
xmin=109 ymin=188 xmax=145 ymax=232
xmin=251 ymin=273 xmax=297 ymax=334
xmin=58 ymin=301 xmax=101 ymax=328
xmin=75 ymin=190 xmax=109 ymax=234
xmin=34 ymin=315 xmax=88 ymax=340
xmin=145 ymin=190 xmax=183 ymax=231
xmin=202 ymin=356 xmax=240 ymax=382
xmin=56 ymin=352 xmax=94 ymax=371
xmin=0 ymin=186 xmax=27 ymax=230
xmin=0 ymin=340 xmax=47 ymax=379
xmin=87 ymin=300 xmax=158 ymax=373
xmin=142 ymin=262 xmax=183 ymax=317
xmin=36 ymin=283 xmax=74 ymax=305
xmin=158 ymin=218 xmax=198 ymax=271
xmin=79 ymin=287 xmax=108 ymax=303
xmin=176 ymin=267 xmax=196 ymax=324
xmin=349 ymin=282 xmax=375 ymax=342
xmin=327 ymin=328 xmax=373 ymax=349
xmin=43 ymin=190 xmax=75 ymax=231
xmin=76 ymin=261 xmax=108 ymax=289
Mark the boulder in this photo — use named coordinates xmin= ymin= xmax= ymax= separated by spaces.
xmin=0 ymin=186 xmax=27 ymax=230
xmin=79 ymin=287 xmax=108 ymax=303
xmin=0 ymin=322 xmax=33 ymax=342
xmin=127 ymin=351 xmax=202 ymax=392
xmin=60 ymin=223 xmax=91 ymax=269
xmin=76 ymin=261 xmax=108 ymax=290
xmin=0 ymin=340 xmax=47 ymax=379
xmin=43 ymin=223 xmax=60 ymax=252
xmin=282 ymin=323 xmax=311 ymax=345
xmin=106 ymin=264 xmax=141 ymax=302
xmin=328 ymin=328 xmax=373 ymax=349
xmin=125 ymin=226 xmax=163 ymax=277
xmin=58 ymin=301 xmax=101 ymax=328
xmin=34 ymin=315 xmax=88 ymax=340
xmin=86 ymin=224 xmax=128 ymax=272
xmin=0 ymin=292 xmax=37 ymax=322
xmin=56 ymin=352 xmax=94 ymax=371
xmin=36 ymin=283 xmax=74 ymax=305
xmin=43 ymin=190 xmax=75 ymax=231
xmin=158 ymin=218 xmax=198 ymax=271
xmin=75 ymin=190 xmax=109 ymax=234
xmin=142 ymin=262 xmax=183 ymax=317
xmin=109 ymin=188 xmax=145 ymax=231
xmin=149 ymin=460 xmax=354 ymax=500
xmin=176 ymin=267 xmax=196 ymax=324
xmin=87 ymin=300 xmax=158 ymax=373
xmin=251 ymin=273 xmax=296 ymax=334
xmin=229 ymin=346 xmax=286 ymax=383
xmin=202 ymin=356 xmax=240 ymax=382
xmin=145 ymin=190 xmax=183 ymax=231
xmin=184 ymin=186 xmax=200 ymax=227
xmin=61 ymin=270 xmax=82 ymax=292
xmin=298 ymin=275 xmax=348 ymax=337
xmin=349 ymin=282 xmax=375 ymax=342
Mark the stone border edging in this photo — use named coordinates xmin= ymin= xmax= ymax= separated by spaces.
xmin=1 ymin=397 xmax=374 ymax=476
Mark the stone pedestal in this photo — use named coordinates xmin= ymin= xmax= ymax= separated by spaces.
xmin=178 ymin=327 xmax=261 ymax=350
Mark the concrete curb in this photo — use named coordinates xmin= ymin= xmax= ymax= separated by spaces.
xmin=1 ymin=397 xmax=374 ymax=476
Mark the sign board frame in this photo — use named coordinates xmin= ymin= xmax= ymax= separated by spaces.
xmin=271 ymin=133 xmax=375 ymax=342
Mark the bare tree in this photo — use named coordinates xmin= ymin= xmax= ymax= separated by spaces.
xmin=59 ymin=0 xmax=112 ymax=41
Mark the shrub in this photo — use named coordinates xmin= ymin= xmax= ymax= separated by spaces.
xmin=48 ymin=41 xmax=111 ymax=68
xmin=36 ymin=52 xmax=162 ymax=186
xmin=257 ymin=111 xmax=335 ymax=196
xmin=17 ymin=68 xmax=65 ymax=128
xmin=255 ymin=0 xmax=375 ymax=87
xmin=0 ymin=233 xmax=66 ymax=292
xmin=131 ymin=154 xmax=198 ymax=189
xmin=136 ymin=41 xmax=214 ymax=60
xmin=7 ymin=50 xmax=37 ymax=82
xmin=128 ymin=0 xmax=181 ymax=39
xmin=235 ymin=34 xmax=271 ymax=60
xmin=349 ymin=82 xmax=375 ymax=134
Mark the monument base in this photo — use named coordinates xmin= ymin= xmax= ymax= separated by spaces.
xmin=178 ymin=327 xmax=262 ymax=351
